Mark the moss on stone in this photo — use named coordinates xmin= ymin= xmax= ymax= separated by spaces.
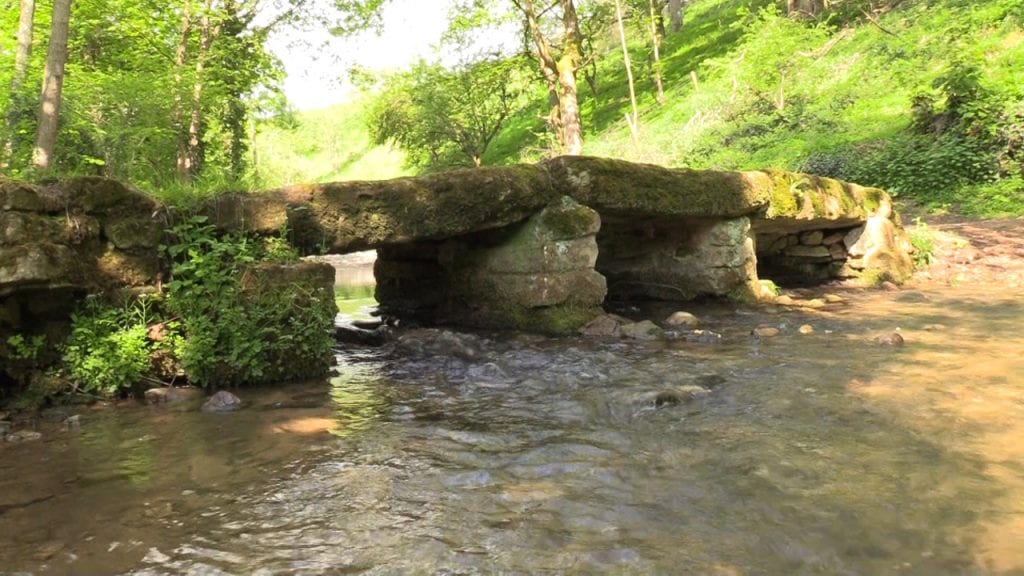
xmin=491 ymin=302 xmax=604 ymax=336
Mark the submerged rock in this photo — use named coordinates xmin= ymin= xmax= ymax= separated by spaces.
xmin=578 ymin=313 xmax=631 ymax=338
xmin=5 ymin=430 xmax=42 ymax=442
xmin=202 ymin=391 xmax=242 ymax=413
xmin=669 ymin=329 xmax=723 ymax=344
xmin=655 ymin=386 xmax=711 ymax=406
xmin=876 ymin=332 xmax=905 ymax=347
xmin=798 ymin=324 xmax=815 ymax=335
xmin=145 ymin=387 xmax=204 ymax=405
xmin=620 ymin=320 xmax=665 ymax=341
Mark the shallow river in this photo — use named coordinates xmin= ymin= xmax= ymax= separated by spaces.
xmin=1 ymin=278 xmax=1023 ymax=574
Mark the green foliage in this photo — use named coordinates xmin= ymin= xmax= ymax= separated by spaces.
xmin=908 ymin=218 xmax=937 ymax=268
xmin=369 ymin=56 xmax=534 ymax=169
xmin=164 ymin=216 xmax=335 ymax=387
xmin=46 ymin=217 xmax=335 ymax=398
xmin=63 ymin=297 xmax=158 ymax=396
xmin=6 ymin=334 xmax=46 ymax=361
xmin=252 ymin=98 xmax=410 ymax=187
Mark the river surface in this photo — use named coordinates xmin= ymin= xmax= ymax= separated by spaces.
xmin=2 ymin=232 xmax=1023 ymax=575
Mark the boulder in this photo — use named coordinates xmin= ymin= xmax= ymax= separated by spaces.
xmin=202 ymin=391 xmax=242 ymax=412
xmin=665 ymin=311 xmax=700 ymax=327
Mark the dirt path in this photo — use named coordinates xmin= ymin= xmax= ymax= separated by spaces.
xmin=910 ymin=216 xmax=1024 ymax=288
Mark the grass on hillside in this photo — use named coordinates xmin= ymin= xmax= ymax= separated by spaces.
xmin=264 ymin=0 xmax=1024 ymax=217
xmin=253 ymin=97 xmax=411 ymax=187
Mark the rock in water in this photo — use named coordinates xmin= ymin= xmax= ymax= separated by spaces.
xmin=620 ymin=320 xmax=666 ymax=341
xmin=202 ymin=391 xmax=242 ymax=413
xmin=578 ymin=314 xmax=631 ymax=338
xmin=665 ymin=311 xmax=700 ymax=327
xmin=798 ymin=324 xmax=815 ymax=335
xmin=6 ymin=430 xmax=42 ymax=442
xmin=876 ymin=332 xmax=905 ymax=347
xmin=752 ymin=325 xmax=780 ymax=337
xmin=145 ymin=387 xmax=203 ymax=405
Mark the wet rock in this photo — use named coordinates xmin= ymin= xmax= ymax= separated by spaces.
xmin=752 ymin=325 xmax=781 ymax=337
xmin=775 ymin=295 xmax=796 ymax=306
xmin=881 ymin=281 xmax=900 ymax=291
xmin=335 ymin=325 xmax=389 ymax=346
xmin=664 ymin=311 xmax=700 ymax=328
xmin=435 ymin=330 xmax=484 ymax=360
xmin=40 ymin=408 xmax=68 ymax=423
xmin=798 ymin=324 xmax=815 ymax=335
xmin=876 ymin=332 xmax=905 ymax=347
xmin=694 ymin=374 xmax=727 ymax=389
xmin=202 ymin=390 xmax=242 ymax=413
xmin=352 ymin=319 xmax=384 ymax=330
xmin=145 ymin=386 xmax=204 ymax=405
xmin=653 ymin=385 xmax=710 ymax=407
xmin=620 ymin=320 xmax=665 ymax=341
xmin=824 ymin=293 xmax=844 ymax=304
xmin=6 ymin=430 xmax=42 ymax=442
xmin=63 ymin=415 xmax=81 ymax=430
xmin=578 ymin=313 xmax=631 ymax=338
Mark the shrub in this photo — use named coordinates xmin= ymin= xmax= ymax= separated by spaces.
xmin=164 ymin=217 xmax=335 ymax=388
xmin=63 ymin=298 xmax=156 ymax=396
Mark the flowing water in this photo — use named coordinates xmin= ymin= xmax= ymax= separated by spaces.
xmin=2 ymin=247 xmax=1024 ymax=574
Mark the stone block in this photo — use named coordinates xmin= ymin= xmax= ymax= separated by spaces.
xmin=799 ymin=230 xmax=824 ymax=245
xmin=104 ymin=218 xmax=164 ymax=250
xmin=783 ymin=245 xmax=832 ymax=261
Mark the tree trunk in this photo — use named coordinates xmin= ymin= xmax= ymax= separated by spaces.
xmin=557 ymin=0 xmax=583 ymax=155
xmin=667 ymin=0 xmax=685 ymax=33
xmin=615 ymin=0 xmax=639 ymax=142
xmin=186 ymin=9 xmax=217 ymax=182
xmin=2 ymin=0 xmax=36 ymax=167
xmin=787 ymin=0 xmax=826 ymax=17
xmin=648 ymin=0 xmax=665 ymax=105
xmin=220 ymin=2 xmax=248 ymax=181
xmin=515 ymin=0 xmax=567 ymax=154
xmin=12 ymin=0 xmax=36 ymax=89
xmin=174 ymin=2 xmax=193 ymax=180
xmin=32 ymin=0 xmax=73 ymax=170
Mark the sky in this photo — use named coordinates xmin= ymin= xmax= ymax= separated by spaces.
xmin=267 ymin=0 xmax=457 ymax=110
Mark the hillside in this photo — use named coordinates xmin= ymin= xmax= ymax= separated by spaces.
xmin=258 ymin=0 xmax=1023 ymax=216
xmin=253 ymin=97 xmax=410 ymax=187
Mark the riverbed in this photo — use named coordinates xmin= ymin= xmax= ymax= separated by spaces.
xmin=1 ymin=223 xmax=1022 ymax=574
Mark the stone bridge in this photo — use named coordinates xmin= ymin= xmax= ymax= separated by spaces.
xmin=1 ymin=156 xmax=912 ymax=337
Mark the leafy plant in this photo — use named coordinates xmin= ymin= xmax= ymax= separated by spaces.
xmin=163 ymin=216 xmax=335 ymax=387
xmin=6 ymin=334 xmax=46 ymax=361
xmin=908 ymin=218 xmax=937 ymax=269
xmin=63 ymin=298 xmax=154 ymax=396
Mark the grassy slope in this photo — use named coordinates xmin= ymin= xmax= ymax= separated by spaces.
xmin=253 ymin=96 xmax=411 ymax=187
xmin=264 ymin=1 xmax=1023 ymax=215
xmin=498 ymin=0 xmax=1024 ymax=215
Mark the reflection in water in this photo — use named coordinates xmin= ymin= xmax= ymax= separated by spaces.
xmin=329 ymin=363 xmax=391 ymax=438
xmin=0 ymin=282 xmax=1023 ymax=574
